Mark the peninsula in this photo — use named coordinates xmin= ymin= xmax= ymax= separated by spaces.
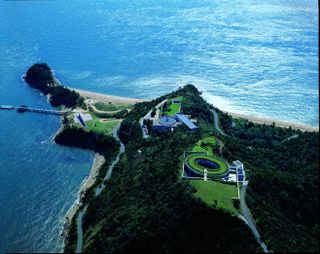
xmin=23 ymin=63 xmax=319 ymax=253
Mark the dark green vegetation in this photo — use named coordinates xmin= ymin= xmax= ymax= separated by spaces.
xmin=58 ymin=126 xmax=120 ymax=253
xmin=219 ymin=111 xmax=319 ymax=252
xmin=55 ymin=126 xmax=120 ymax=253
xmin=76 ymin=85 xmax=261 ymax=253
xmin=24 ymin=63 xmax=84 ymax=108
xmin=62 ymin=84 xmax=318 ymax=253
xmin=55 ymin=126 xmax=119 ymax=158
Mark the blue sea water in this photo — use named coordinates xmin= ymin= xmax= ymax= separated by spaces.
xmin=0 ymin=0 xmax=318 ymax=252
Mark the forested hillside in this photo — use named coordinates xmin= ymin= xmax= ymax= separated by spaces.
xmin=78 ymin=85 xmax=261 ymax=253
xmin=66 ymin=85 xmax=319 ymax=253
xmin=220 ymin=113 xmax=319 ymax=252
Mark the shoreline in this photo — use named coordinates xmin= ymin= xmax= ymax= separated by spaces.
xmin=72 ymin=88 xmax=145 ymax=105
xmin=72 ymin=87 xmax=318 ymax=132
xmin=223 ymin=110 xmax=318 ymax=132
xmin=63 ymin=153 xmax=105 ymax=243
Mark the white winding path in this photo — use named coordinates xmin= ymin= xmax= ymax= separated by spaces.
xmin=75 ymin=123 xmax=125 ymax=253
xmin=211 ymin=108 xmax=269 ymax=253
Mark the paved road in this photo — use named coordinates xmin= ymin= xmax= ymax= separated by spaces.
xmin=281 ymin=134 xmax=299 ymax=143
xmin=75 ymin=207 xmax=87 ymax=253
xmin=139 ymin=99 xmax=168 ymax=138
xmin=210 ymin=108 xmax=269 ymax=252
xmin=240 ymin=181 xmax=269 ymax=253
xmin=210 ymin=109 xmax=227 ymax=136
xmin=75 ymin=123 xmax=125 ymax=253
xmin=89 ymin=103 xmax=122 ymax=114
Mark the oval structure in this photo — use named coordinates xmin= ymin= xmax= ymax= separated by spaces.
xmin=185 ymin=154 xmax=229 ymax=179
xmin=159 ymin=116 xmax=176 ymax=126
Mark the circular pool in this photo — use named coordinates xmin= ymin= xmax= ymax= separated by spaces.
xmin=196 ymin=159 xmax=219 ymax=170
xmin=159 ymin=116 xmax=176 ymax=126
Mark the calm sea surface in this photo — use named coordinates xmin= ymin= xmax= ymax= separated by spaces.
xmin=0 ymin=0 xmax=318 ymax=252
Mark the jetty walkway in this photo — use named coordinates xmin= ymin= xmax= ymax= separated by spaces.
xmin=1 ymin=105 xmax=69 ymax=115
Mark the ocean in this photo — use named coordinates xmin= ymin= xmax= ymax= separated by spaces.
xmin=0 ymin=0 xmax=318 ymax=252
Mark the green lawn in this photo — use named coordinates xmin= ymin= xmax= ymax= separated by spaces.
xmin=201 ymin=136 xmax=217 ymax=146
xmin=191 ymin=136 xmax=217 ymax=156
xmin=189 ymin=180 xmax=239 ymax=215
xmin=94 ymin=102 xmax=132 ymax=112
xmin=191 ymin=145 xmax=208 ymax=154
xmin=86 ymin=116 xmax=121 ymax=134
xmin=162 ymin=96 xmax=183 ymax=116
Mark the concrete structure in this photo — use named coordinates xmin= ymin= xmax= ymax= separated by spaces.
xmin=175 ymin=113 xmax=198 ymax=131
xmin=74 ymin=113 xmax=93 ymax=128
xmin=16 ymin=105 xmax=68 ymax=115
xmin=140 ymin=98 xmax=198 ymax=134
xmin=184 ymin=152 xmax=229 ymax=180
xmin=153 ymin=113 xmax=198 ymax=132
xmin=159 ymin=116 xmax=177 ymax=126
xmin=228 ymin=160 xmax=245 ymax=183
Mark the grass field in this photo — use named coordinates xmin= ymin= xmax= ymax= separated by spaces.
xmin=162 ymin=96 xmax=183 ymax=117
xmin=86 ymin=113 xmax=121 ymax=134
xmin=191 ymin=136 xmax=217 ymax=156
xmin=189 ymin=180 xmax=239 ymax=215
xmin=94 ymin=102 xmax=132 ymax=112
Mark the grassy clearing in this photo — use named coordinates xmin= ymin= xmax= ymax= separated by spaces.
xmin=189 ymin=180 xmax=239 ymax=215
xmin=191 ymin=145 xmax=208 ymax=154
xmin=201 ymin=136 xmax=217 ymax=146
xmin=86 ymin=118 xmax=121 ymax=134
xmin=162 ymin=96 xmax=183 ymax=117
xmin=69 ymin=111 xmax=122 ymax=135
xmin=94 ymin=102 xmax=132 ymax=112
xmin=165 ymin=103 xmax=180 ymax=116
xmin=86 ymin=113 xmax=121 ymax=134
xmin=191 ymin=136 xmax=217 ymax=156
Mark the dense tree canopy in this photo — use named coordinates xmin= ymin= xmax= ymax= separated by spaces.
xmin=220 ymin=112 xmax=319 ymax=252
xmin=49 ymin=86 xmax=84 ymax=108
xmin=24 ymin=63 xmax=55 ymax=94
xmin=24 ymin=63 xmax=85 ymax=108
xmin=55 ymin=126 xmax=119 ymax=157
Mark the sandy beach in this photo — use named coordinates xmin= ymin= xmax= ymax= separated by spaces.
xmin=72 ymin=87 xmax=318 ymax=132
xmin=73 ymin=88 xmax=145 ymax=105
xmin=223 ymin=110 xmax=318 ymax=132
xmin=64 ymin=153 xmax=105 ymax=237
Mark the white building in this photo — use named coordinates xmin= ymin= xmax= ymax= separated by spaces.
xmin=227 ymin=160 xmax=245 ymax=183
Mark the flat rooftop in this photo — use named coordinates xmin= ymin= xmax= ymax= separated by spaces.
xmin=175 ymin=113 xmax=198 ymax=130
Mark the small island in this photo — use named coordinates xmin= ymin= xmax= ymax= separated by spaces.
xmin=24 ymin=63 xmax=84 ymax=108
xmin=21 ymin=63 xmax=320 ymax=253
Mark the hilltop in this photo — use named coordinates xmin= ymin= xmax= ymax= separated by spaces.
xmin=62 ymin=84 xmax=318 ymax=253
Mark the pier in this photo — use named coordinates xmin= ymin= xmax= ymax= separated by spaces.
xmin=1 ymin=105 xmax=69 ymax=115
xmin=0 ymin=105 xmax=14 ymax=110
